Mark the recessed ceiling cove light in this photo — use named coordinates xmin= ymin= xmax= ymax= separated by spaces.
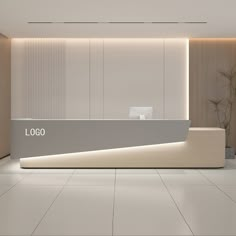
xmin=28 ymin=21 xmax=207 ymax=24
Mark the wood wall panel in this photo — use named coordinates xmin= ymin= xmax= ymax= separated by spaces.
xmin=0 ymin=34 xmax=11 ymax=158
xmin=190 ymin=39 xmax=236 ymax=149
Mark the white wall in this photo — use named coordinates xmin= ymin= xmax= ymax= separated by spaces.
xmin=165 ymin=39 xmax=189 ymax=119
xmin=104 ymin=39 xmax=164 ymax=119
xmin=11 ymin=38 xmax=188 ymax=120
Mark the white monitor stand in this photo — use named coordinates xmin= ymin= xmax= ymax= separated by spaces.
xmin=129 ymin=107 xmax=153 ymax=120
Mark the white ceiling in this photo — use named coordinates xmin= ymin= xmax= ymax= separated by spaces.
xmin=0 ymin=0 xmax=235 ymax=38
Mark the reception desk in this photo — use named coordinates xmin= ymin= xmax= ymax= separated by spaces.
xmin=11 ymin=119 xmax=225 ymax=168
xmin=11 ymin=119 xmax=190 ymax=159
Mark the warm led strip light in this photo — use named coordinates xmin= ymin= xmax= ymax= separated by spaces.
xmin=186 ymin=38 xmax=189 ymax=120
xmin=28 ymin=21 xmax=207 ymax=24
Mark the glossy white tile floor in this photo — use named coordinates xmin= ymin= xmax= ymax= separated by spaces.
xmin=1 ymin=156 xmax=236 ymax=236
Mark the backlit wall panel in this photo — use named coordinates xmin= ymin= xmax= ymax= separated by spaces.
xmin=11 ymin=39 xmax=189 ymax=120
xmin=165 ymin=39 xmax=189 ymax=119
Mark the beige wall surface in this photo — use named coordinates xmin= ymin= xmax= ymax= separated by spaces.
xmin=0 ymin=34 xmax=11 ymax=158
xmin=189 ymin=39 xmax=236 ymax=150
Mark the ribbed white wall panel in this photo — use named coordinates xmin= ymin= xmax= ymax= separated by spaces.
xmin=12 ymin=39 xmax=66 ymax=119
xmin=65 ymin=40 xmax=89 ymax=119
xmin=90 ymin=39 xmax=104 ymax=119
xmin=11 ymin=40 xmax=25 ymax=118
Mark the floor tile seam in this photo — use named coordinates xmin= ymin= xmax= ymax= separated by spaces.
xmin=30 ymin=187 xmax=64 ymax=235
xmin=74 ymin=173 xmax=115 ymax=175
xmin=116 ymin=173 xmax=158 ymax=175
xmin=113 ymin=235 xmax=194 ymax=236
xmin=13 ymin=184 xmax=71 ymax=187
xmin=66 ymin=185 xmax=115 ymax=187
xmin=114 ymin=185 xmax=168 ymax=190
xmin=159 ymin=170 xmax=214 ymax=187
xmin=0 ymin=184 xmax=16 ymax=199
xmin=0 ymin=172 xmax=33 ymax=174
xmin=30 ymin=172 xmax=75 ymax=235
xmin=27 ymin=173 xmax=73 ymax=176
xmin=0 ymin=172 xmax=30 ymax=199
xmin=63 ymin=185 xmax=115 ymax=189
xmin=29 ymin=172 xmax=74 ymax=174
xmin=198 ymin=171 xmax=236 ymax=205
xmin=159 ymin=184 xmax=214 ymax=188
xmin=64 ymin=170 xmax=77 ymax=185
xmin=71 ymin=173 xmax=116 ymax=176
xmin=159 ymin=173 xmax=207 ymax=176
xmin=196 ymin=169 xmax=203 ymax=174
xmin=74 ymin=170 xmax=115 ymax=173
xmin=0 ymin=234 xmax=196 ymax=236
xmin=155 ymin=169 xmax=195 ymax=236
xmin=194 ymin=235 xmax=236 ymax=236
xmin=198 ymin=171 xmax=236 ymax=175
xmin=112 ymin=169 xmax=117 ymax=236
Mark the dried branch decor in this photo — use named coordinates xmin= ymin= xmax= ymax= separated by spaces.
xmin=209 ymin=66 xmax=236 ymax=147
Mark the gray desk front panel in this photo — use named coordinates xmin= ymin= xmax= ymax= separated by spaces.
xmin=11 ymin=120 xmax=190 ymax=158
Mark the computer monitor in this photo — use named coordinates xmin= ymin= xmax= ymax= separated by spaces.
xmin=129 ymin=107 xmax=153 ymax=120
